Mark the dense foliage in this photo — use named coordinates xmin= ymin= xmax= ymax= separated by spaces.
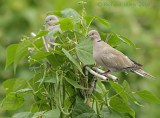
xmin=1 ymin=6 xmax=160 ymax=118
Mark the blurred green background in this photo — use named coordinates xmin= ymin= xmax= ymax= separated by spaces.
xmin=0 ymin=0 xmax=160 ymax=117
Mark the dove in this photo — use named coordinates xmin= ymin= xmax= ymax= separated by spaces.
xmin=45 ymin=15 xmax=62 ymax=48
xmin=87 ymin=30 xmax=154 ymax=78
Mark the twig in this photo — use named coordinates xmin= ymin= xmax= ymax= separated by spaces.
xmin=42 ymin=25 xmax=49 ymax=52
xmin=105 ymin=34 xmax=110 ymax=43
xmin=86 ymin=79 xmax=96 ymax=104
xmin=85 ymin=66 xmax=109 ymax=81
xmin=92 ymin=67 xmax=119 ymax=81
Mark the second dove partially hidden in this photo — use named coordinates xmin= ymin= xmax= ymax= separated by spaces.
xmin=88 ymin=30 xmax=154 ymax=79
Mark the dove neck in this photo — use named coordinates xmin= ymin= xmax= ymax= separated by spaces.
xmin=93 ymin=38 xmax=103 ymax=49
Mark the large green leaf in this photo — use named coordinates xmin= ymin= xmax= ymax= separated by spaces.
xmin=13 ymin=112 xmax=33 ymax=118
xmin=30 ymin=51 xmax=52 ymax=65
xmin=62 ymin=48 xmax=83 ymax=74
xmin=76 ymin=39 xmax=95 ymax=65
xmin=95 ymin=16 xmax=110 ymax=28
xmin=58 ymin=18 xmax=74 ymax=31
xmin=33 ymin=38 xmax=44 ymax=49
xmin=61 ymin=8 xmax=81 ymax=18
xmin=108 ymin=33 xmax=119 ymax=47
xmin=99 ymin=32 xmax=108 ymax=42
xmin=110 ymin=81 xmax=129 ymax=104
xmin=65 ymin=77 xmax=86 ymax=89
xmin=123 ymin=80 xmax=139 ymax=102
xmin=117 ymin=35 xmax=136 ymax=48
xmin=5 ymin=44 xmax=18 ymax=69
xmin=84 ymin=16 xmax=94 ymax=26
xmin=32 ymin=31 xmax=49 ymax=39
xmin=3 ymin=78 xmax=27 ymax=95
xmin=109 ymin=96 xmax=135 ymax=118
xmin=14 ymin=40 xmax=31 ymax=71
xmin=43 ymin=109 xmax=60 ymax=118
xmin=136 ymin=90 xmax=160 ymax=104
xmin=47 ymin=54 xmax=66 ymax=68
xmin=0 ymin=93 xmax=24 ymax=110
xmin=72 ymin=97 xmax=98 ymax=118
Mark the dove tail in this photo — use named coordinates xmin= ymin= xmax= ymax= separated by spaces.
xmin=133 ymin=69 xmax=154 ymax=79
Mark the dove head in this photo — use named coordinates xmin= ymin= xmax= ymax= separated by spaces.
xmin=45 ymin=15 xmax=59 ymax=25
xmin=87 ymin=30 xmax=100 ymax=40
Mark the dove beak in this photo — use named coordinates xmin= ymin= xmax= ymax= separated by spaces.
xmin=86 ymin=36 xmax=90 ymax=39
xmin=43 ymin=22 xmax=48 ymax=25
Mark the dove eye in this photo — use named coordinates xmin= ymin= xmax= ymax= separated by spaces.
xmin=92 ymin=33 xmax=94 ymax=35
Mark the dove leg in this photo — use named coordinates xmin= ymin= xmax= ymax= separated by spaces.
xmin=102 ymin=70 xmax=111 ymax=76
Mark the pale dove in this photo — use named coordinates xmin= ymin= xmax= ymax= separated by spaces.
xmin=45 ymin=15 xmax=62 ymax=48
xmin=87 ymin=30 xmax=154 ymax=78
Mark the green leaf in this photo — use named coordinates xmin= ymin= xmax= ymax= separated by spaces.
xmin=110 ymin=81 xmax=129 ymax=104
xmin=100 ymin=108 xmax=124 ymax=118
xmin=62 ymin=48 xmax=83 ymax=74
xmin=0 ymin=93 xmax=24 ymax=110
xmin=43 ymin=109 xmax=60 ymax=118
xmin=47 ymin=54 xmax=65 ymax=68
xmin=95 ymin=16 xmax=110 ymax=28
xmin=30 ymin=103 xmax=39 ymax=113
xmin=33 ymin=38 xmax=44 ymax=49
xmin=15 ymin=88 xmax=32 ymax=96
xmin=109 ymin=96 xmax=135 ymax=118
xmin=136 ymin=90 xmax=160 ymax=104
xmin=72 ymin=97 xmax=98 ymax=118
xmin=47 ymin=30 xmax=59 ymax=42
xmin=76 ymin=39 xmax=95 ymax=65
xmin=65 ymin=77 xmax=86 ymax=89
xmin=108 ymin=34 xmax=119 ymax=47
xmin=58 ymin=18 xmax=74 ymax=31
xmin=123 ymin=80 xmax=139 ymax=102
xmin=32 ymin=31 xmax=49 ymax=39
xmin=99 ymin=32 xmax=108 ymax=42
xmin=117 ymin=35 xmax=136 ymax=48
xmin=14 ymin=40 xmax=31 ymax=72
xmin=84 ymin=16 xmax=94 ymax=26
xmin=99 ymin=33 xmax=119 ymax=47
xmin=5 ymin=44 xmax=18 ymax=69
xmin=13 ymin=112 xmax=33 ymax=118
xmin=30 ymin=52 xmax=52 ymax=65
xmin=3 ymin=78 xmax=27 ymax=95
xmin=61 ymin=8 xmax=81 ymax=18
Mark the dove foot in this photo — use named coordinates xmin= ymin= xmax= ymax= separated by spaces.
xmin=102 ymin=70 xmax=111 ymax=76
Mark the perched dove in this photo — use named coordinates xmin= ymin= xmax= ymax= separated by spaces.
xmin=45 ymin=15 xmax=62 ymax=48
xmin=87 ymin=30 xmax=154 ymax=78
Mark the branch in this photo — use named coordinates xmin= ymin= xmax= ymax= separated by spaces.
xmin=85 ymin=66 xmax=109 ymax=81
xmin=86 ymin=79 xmax=96 ymax=104
xmin=105 ymin=34 xmax=110 ymax=43
xmin=92 ymin=67 xmax=119 ymax=81
xmin=42 ymin=25 xmax=49 ymax=52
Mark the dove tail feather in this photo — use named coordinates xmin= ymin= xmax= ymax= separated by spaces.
xmin=133 ymin=69 xmax=154 ymax=79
